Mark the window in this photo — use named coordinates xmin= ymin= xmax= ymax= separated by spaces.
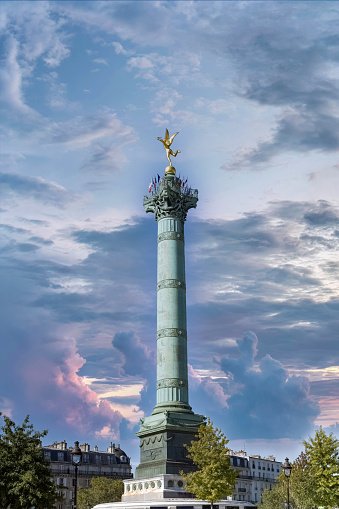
xmin=95 ymin=454 xmax=101 ymax=464
xmin=83 ymin=453 xmax=89 ymax=463
xmin=44 ymin=451 xmax=51 ymax=460
xmin=57 ymin=452 xmax=64 ymax=461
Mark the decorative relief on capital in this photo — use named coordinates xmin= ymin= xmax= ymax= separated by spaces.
xmin=144 ymin=177 xmax=198 ymax=222
xmin=158 ymin=231 xmax=184 ymax=243
xmin=157 ymin=279 xmax=186 ymax=291
xmin=157 ymin=378 xmax=188 ymax=389
xmin=157 ymin=328 xmax=187 ymax=340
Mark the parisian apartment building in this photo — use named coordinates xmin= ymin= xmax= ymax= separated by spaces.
xmin=228 ymin=450 xmax=282 ymax=505
xmin=42 ymin=440 xmax=133 ymax=509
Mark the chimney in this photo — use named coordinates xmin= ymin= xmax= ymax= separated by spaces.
xmin=107 ymin=442 xmax=115 ymax=453
xmin=94 ymin=445 xmax=98 ymax=452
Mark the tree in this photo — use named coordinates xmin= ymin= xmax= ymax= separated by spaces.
xmin=260 ymin=428 xmax=339 ymax=509
xmin=260 ymin=453 xmax=315 ymax=509
xmin=289 ymin=452 xmax=316 ymax=509
xmin=180 ymin=418 xmax=237 ymax=508
xmin=259 ymin=483 xmax=285 ymax=509
xmin=78 ymin=477 xmax=124 ymax=509
xmin=0 ymin=413 xmax=61 ymax=509
xmin=303 ymin=426 xmax=339 ymax=509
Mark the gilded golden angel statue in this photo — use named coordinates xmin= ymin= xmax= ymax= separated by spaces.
xmin=157 ymin=129 xmax=181 ymax=167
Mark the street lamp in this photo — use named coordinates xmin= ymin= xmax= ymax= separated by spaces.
xmin=282 ymin=457 xmax=292 ymax=509
xmin=71 ymin=441 xmax=82 ymax=509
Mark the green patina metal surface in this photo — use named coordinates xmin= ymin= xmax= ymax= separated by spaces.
xmin=135 ymin=174 xmax=205 ymax=479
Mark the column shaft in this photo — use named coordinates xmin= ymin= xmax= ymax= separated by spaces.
xmin=155 ymin=216 xmax=189 ymax=411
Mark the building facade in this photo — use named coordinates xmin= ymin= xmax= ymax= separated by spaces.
xmin=43 ymin=441 xmax=132 ymax=509
xmin=227 ymin=451 xmax=281 ymax=505
xmin=229 ymin=453 xmax=252 ymax=504
xmin=248 ymin=454 xmax=281 ymax=505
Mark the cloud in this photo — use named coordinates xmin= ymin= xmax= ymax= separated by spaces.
xmin=47 ymin=112 xmax=132 ymax=147
xmin=0 ymin=397 xmax=14 ymax=418
xmin=39 ymin=71 xmax=70 ymax=110
xmin=1 ymin=199 xmax=338 ymax=445
xmin=81 ymin=143 xmax=129 ymax=174
xmin=303 ymin=200 xmax=339 ymax=226
xmin=215 ymin=331 xmax=320 ymax=439
xmin=214 ymin=3 xmax=339 ymax=168
xmin=1 ymin=2 xmax=70 ymax=118
xmin=195 ymin=97 xmax=236 ymax=115
xmin=93 ymin=58 xmax=109 ymax=66
xmin=0 ymin=171 xmax=75 ymax=206
xmin=3 ymin=2 xmax=70 ymax=67
xmin=225 ymin=108 xmax=339 ymax=170
xmin=0 ymin=36 xmax=35 ymax=116
xmin=112 ymin=41 xmax=133 ymax=56
xmin=0 ymin=263 xmax=124 ymax=441
xmin=112 ymin=331 xmax=154 ymax=377
xmin=127 ymin=56 xmax=154 ymax=70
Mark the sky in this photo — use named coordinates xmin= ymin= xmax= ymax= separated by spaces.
xmin=0 ymin=1 xmax=339 ymax=470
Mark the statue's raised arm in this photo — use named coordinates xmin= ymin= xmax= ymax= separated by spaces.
xmin=157 ymin=129 xmax=181 ymax=172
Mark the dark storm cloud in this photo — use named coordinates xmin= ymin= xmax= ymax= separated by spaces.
xmin=112 ymin=331 xmax=155 ymax=377
xmin=112 ymin=331 xmax=157 ymax=417
xmin=0 ymin=171 xmax=75 ymax=206
xmin=215 ymin=331 xmax=319 ymax=439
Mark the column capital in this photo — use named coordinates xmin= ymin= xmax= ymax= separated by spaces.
xmin=143 ymin=175 xmax=198 ymax=223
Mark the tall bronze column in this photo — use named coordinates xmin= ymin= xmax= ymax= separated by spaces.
xmin=134 ymin=132 xmax=204 ymax=479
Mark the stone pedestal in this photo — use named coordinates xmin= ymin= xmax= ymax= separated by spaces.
xmin=122 ymin=474 xmax=192 ymax=501
xmin=135 ymin=411 xmax=205 ymax=479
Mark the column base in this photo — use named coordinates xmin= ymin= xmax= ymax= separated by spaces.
xmin=135 ymin=410 xmax=205 ymax=480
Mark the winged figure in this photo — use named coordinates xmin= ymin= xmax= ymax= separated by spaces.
xmin=157 ymin=129 xmax=181 ymax=166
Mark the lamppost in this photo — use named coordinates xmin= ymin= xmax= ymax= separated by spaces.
xmin=282 ymin=457 xmax=292 ymax=509
xmin=71 ymin=441 xmax=82 ymax=509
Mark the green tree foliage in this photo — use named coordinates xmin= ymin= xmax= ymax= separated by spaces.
xmin=303 ymin=426 xmax=339 ymax=509
xmin=180 ymin=418 xmax=237 ymax=507
xmin=260 ymin=453 xmax=316 ymax=509
xmin=78 ymin=477 xmax=124 ymax=509
xmin=259 ymin=483 xmax=285 ymax=509
xmin=260 ymin=428 xmax=339 ymax=509
xmin=289 ymin=451 xmax=316 ymax=509
xmin=0 ymin=413 xmax=61 ymax=509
